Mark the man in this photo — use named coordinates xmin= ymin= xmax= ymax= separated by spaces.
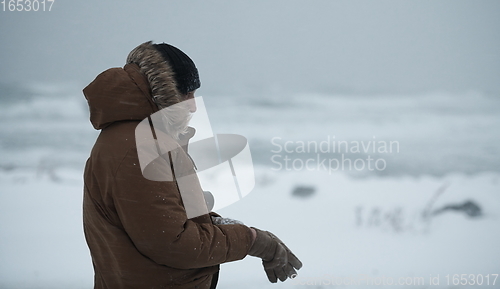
xmin=82 ymin=41 xmax=302 ymax=288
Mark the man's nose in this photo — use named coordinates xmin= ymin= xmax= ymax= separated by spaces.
xmin=187 ymin=98 xmax=197 ymax=113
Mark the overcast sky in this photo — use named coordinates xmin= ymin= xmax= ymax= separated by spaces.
xmin=1 ymin=0 xmax=499 ymax=95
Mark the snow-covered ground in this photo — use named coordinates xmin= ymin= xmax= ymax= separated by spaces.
xmin=217 ymin=169 xmax=500 ymax=289
xmin=1 ymin=167 xmax=499 ymax=288
xmin=0 ymin=83 xmax=499 ymax=288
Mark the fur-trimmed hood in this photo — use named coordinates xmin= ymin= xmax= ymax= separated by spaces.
xmin=83 ymin=41 xmax=190 ymax=138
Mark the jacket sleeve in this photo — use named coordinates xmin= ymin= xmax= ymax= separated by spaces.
xmin=111 ymin=147 xmax=254 ymax=270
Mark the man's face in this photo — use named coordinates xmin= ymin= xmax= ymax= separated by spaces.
xmin=184 ymin=90 xmax=196 ymax=113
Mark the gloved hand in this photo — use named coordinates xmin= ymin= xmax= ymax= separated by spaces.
xmin=248 ymin=227 xmax=303 ymax=283
xmin=208 ymin=211 xmax=245 ymax=225
xmin=211 ymin=215 xmax=244 ymax=225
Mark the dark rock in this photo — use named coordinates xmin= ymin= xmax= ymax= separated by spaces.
xmin=432 ymin=200 xmax=482 ymax=218
xmin=291 ymin=185 xmax=316 ymax=198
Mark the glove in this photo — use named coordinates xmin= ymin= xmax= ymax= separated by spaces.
xmin=248 ymin=228 xmax=303 ymax=283
xmin=211 ymin=215 xmax=244 ymax=225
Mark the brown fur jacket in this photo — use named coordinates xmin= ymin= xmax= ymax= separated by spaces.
xmin=82 ymin=41 xmax=253 ymax=289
